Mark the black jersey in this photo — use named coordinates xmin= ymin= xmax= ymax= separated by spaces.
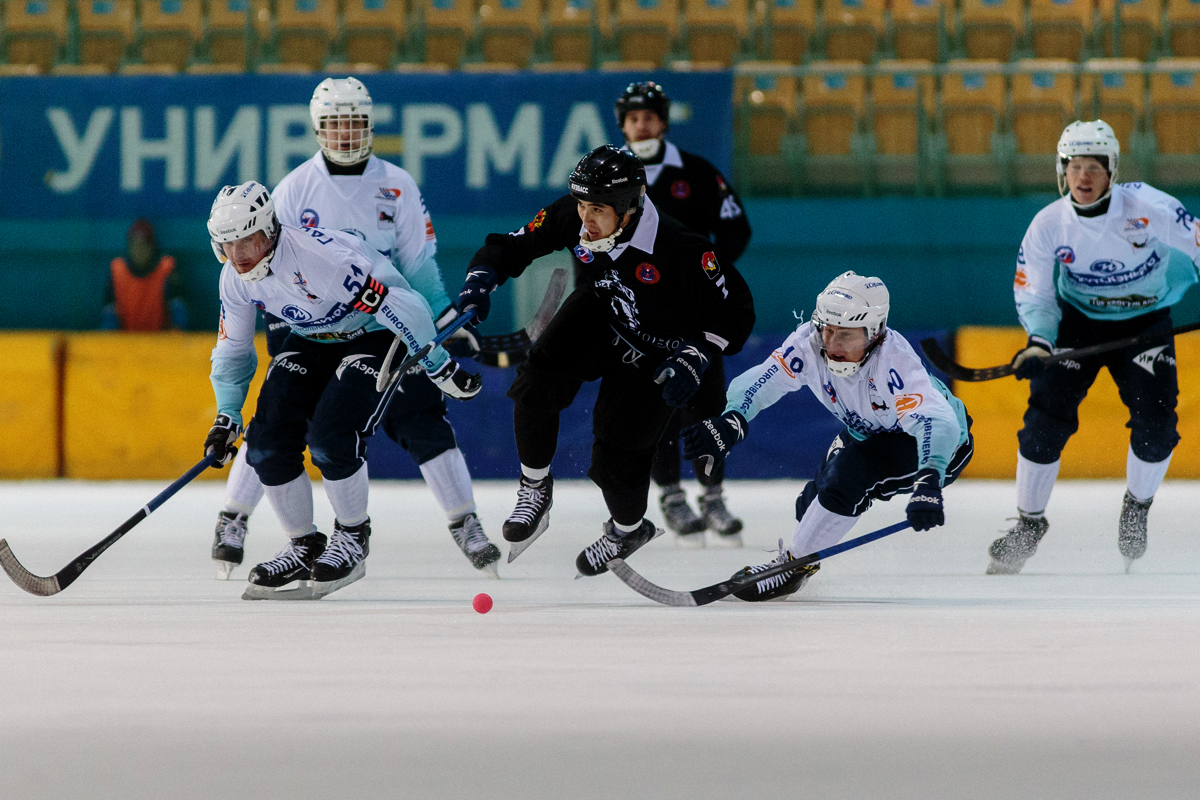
xmin=639 ymin=141 xmax=751 ymax=266
xmin=469 ymin=195 xmax=755 ymax=356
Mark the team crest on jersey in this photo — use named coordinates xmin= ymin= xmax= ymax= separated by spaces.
xmin=1014 ymin=267 xmax=1028 ymax=288
xmin=375 ymin=187 xmax=403 ymax=200
xmin=292 ymin=271 xmax=318 ymax=300
xmin=635 ymin=262 xmax=661 ymax=284
xmin=895 ymin=393 xmax=924 ymax=418
xmin=300 ymin=209 xmax=319 ymax=228
xmin=377 ymin=204 xmax=395 ymax=228
xmin=573 ymin=244 xmax=594 ymax=263
xmin=1055 ymin=246 xmax=1075 ymax=265
xmin=671 ymin=180 xmax=691 ymax=199
xmin=425 ymin=218 xmax=435 ymax=241
xmin=252 ymin=300 xmax=266 ymax=311
xmin=823 ymin=381 xmax=837 ymax=405
xmin=1124 ymin=217 xmax=1150 ymax=247
xmin=281 ymin=305 xmax=312 ymax=322
xmin=701 ymin=251 xmax=720 ymax=280
xmin=527 ymin=209 xmax=546 ymax=232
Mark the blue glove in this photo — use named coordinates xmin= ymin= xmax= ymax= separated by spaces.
xmin=204 ymin=413 xmax=241 ymax=467
xmin=457 ymin=266 xmax=498 ymax=323
xmin=1011 ymin=335 xmax=1052 ymax=381
xmin=681 ymin=411 xmax=747 ymax=477
xmin=653 ymin=340 xmax=714 ymax=407
xmin=906 ymin=468 xmax=944 ymax=531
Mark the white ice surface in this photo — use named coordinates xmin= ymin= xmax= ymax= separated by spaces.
xmin=1 ymin=478 xmax=1199 ymax=800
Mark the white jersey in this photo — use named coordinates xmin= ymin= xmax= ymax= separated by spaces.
xmin=1016 ymin=182 xmax=1200 ymax=342
xmin=271 ymin=154 xmax=449 ymax=316
xmin=725 ymin=323 xmax=969 ymax=480
xmin=210 ymin=225 xmax=442 ymax=424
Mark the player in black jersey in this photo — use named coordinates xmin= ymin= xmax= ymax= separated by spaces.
xmin=615 ymin=81 xmax=753 ymax=547
xmin=455 ymin=145 xmax=755 ymax=576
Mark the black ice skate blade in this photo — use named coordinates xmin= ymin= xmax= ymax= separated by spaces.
xmin=242 ymin=579 xmax=318 ymax=601
xmin=311 ymin=562 xmax=366 ymax=599
xmin=506 ymin=514 xmax=550 ymax=563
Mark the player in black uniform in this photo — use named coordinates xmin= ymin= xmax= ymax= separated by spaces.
xmin=456 ymin=145 xmax=755 ymax=576
xmin=615 ymin=81 xmax=754 ymax=548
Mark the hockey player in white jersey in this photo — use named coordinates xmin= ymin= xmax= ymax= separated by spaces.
xmin=211 ymin=77 xmax=502 ymax=581
xmin=988 ymin=120 xmax=1200 ymax=574
xmin=680 ymin=272 xmax=974 ymax=601
xmin=204 ymin=180 xmax=482 ymax=600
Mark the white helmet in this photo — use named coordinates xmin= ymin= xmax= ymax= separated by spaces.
xmin=812 ymin=271 xmax=890 ymax=377
xmin=310 ymin=77 xmax=374 ymax=166
xmin=1056 ymin=120 xmax=1119 ymax=204
xmin=208 ymin=181 xmax=280 ymax=282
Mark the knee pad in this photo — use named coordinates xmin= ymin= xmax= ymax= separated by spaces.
xmin=795 ymin=480 xmax=819 ymax=522
xmin=245 ymin=441 xmax=305 ymax=487
xmin=307 ymin=431 xmax=364 ymax=483
xmin=1129 ymin=415 xmax=1180 ymax=464
xmin=1018 ymin=406 xmax=1077 ymax=463
xmin=508 ymin=360 xmax=579 ymax=416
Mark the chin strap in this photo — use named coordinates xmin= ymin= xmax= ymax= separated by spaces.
xmin=577 ymin=226 xmax=626 ymax=254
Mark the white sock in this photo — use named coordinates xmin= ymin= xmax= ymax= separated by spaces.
xmin=263 ymin=472 xmax=317 ymax=538
xmin=1127 ymin=447 xmax=1171 ymax=502
xmin=522 ymin=464 xmax=550 ymax=481
xmin=1016 ymin=454 xmax=1059 ymax=515
xmin=789 ymin=498 xmax=858 ymax=558
xmin=419 ymin=449 xmax=476 ymax=521
xmin=324 ymin=464 xmax=370 ymax=527
xmin=613 ymin=519 xmax=643 ymax=534
xmin=223 ymin=446 xmax=264 ymax=516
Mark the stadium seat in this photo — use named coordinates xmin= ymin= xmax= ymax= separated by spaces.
xmin=1098 ymin=0 xmax=1161 ymax=60
xmin=342 ymin=0 xmax=406 ymax=70
xmin=798 ymin=61 xmax=867 ymax=190
xmin=2 ymin=0 xmax=67 ymax=73
xmin=479 ymin=0 xmax=542 ymax=68
xmin=734 ymin=61 xmax=798 ymax=155
xmin=0 ymin=61 xmax=40 ymax=74
xmin=1029 ymin=0 xmax=1093 ymax=61
xmin=274 ymin=0 xmax=338 ymax=70
xmin=120 ymin=60 xmax=178 ymax=73
xmin=759 ymin=0 xmax=814 ymax=63
xmin=940 ymin=60 xmax=1007 ymax=155
xmin=820 ymin=0 xmax=884 ymax=63
xmin=870 ymin=59 xmax=935 ymax=190
xmin=207 ymin=0 xmax=271 ymax=70
xmin=684 ymin=0 xmax=748 ymax=66
xmin=548 ymin=0 xmax=608 ymax=66
xmin=1010 ymin=60 xmax=1077 ymax=155
xmin=1149 ymin=59 xmax=1200 ymax=154
xmin=419 ymin=0 xmax=475 ymax=68
xmin=1081 ymin=58 xmax=1145 ymax=153
xmin=890 ymin=0 xmax=945 ymax=62
xmin=614 ymin=0 xmax=680 ymax=66
xmin=138 ymin=0 xmax=203 ymax=72
xmin=956 ymin=0 xmax=1024 ymax=61
xmin=598 ymin=57 xmax=658 ymax=68
xmin=78 ymin=0 xmax=135 ymax=72
xmin=1165 ymin=0 xmax=1200 ymax=57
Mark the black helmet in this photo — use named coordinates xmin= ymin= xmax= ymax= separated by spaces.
xmin=568 ymin=145 xmax=647 ymax=216
xmin=614 ymin=81 xmax=670 ymax=129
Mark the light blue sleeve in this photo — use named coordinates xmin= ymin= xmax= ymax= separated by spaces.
xmin=210 ymin=348 xmax=258 ymax=427
xmin=398 ymin=253 xmax=453 ymax=318
xmin=895 ymin=371 xmax=967 ymax=483
xmin=723 ymin=331 xmax=809 ymax=421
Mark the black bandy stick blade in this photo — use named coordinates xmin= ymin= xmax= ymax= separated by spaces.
xmin=607 ymin=559 xmax=699 ymax=606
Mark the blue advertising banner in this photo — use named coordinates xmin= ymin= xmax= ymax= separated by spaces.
xmin=0 ymin=71 xmax=732 ymax=218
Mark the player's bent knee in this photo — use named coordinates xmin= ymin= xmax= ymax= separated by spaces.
xmin=794 ymin=481 xmax=819 ymax=522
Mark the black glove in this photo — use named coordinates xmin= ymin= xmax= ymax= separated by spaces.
xmin=1010 ymin=335 xmax=1052 ymax=381
xmin=906 ymin=468 xmax=944 ymax=531
xmin=435 ymin=306 xmax=482 ymax=360
xmin=457 ymin=266 xmax=498 ymax=323
xmin=653 ymin=340 xmax=714 ymax=407
xmin=204 ymin=413 xmax=241 ymax=467
xmin=681 ymin=411 xmax=747 ymax=477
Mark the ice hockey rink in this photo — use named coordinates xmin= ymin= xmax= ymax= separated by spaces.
xmin=1 ymin=478 xmax=1198 ymax=800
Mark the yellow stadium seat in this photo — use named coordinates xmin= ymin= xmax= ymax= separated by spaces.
xmin=342 ymin=0 xmax=406 ymax=70
xmin=479 ymin=0 xmax=542 ymax=68
xmin=1098 ymin=0 xmax=1161 ymax=60
xmin=758 ymin=0 xmax=813 ymax=63
xmin=890 ymin=0 xmax=945 ymax=62
xmin=801 ymin=60 xmax=864 ymax=155
xmin=419 ymin=0 xmax=475 ymax=68
xmin=547 ymin=0 xmax=607 ymax=66
xmin=940 ymin=59 xmax=1007 ymax=155
xmin=207 ymin=0 xmax=271 ymax=70
xmin=139 ymin=0 xmax=202 ymax=71
xmin=1029 ymin=0 xmax=1093 ymax=60
xmin=1081 ymin=58 xmax=1145 ymax=153
xmin=1010 ymin=59 xmax=1077 ymax=155
xmin=820 ymin=0 xmax=884 ymax=63
xmin=274 ymin=0 xmax=338 ymax=70
xmin=1150 ymin=59 xmax=1200 ymax=154
xmin=78 ymin=0 xmax=135 ymax=72
xmin=684 ymin=0 xmax=747 ymax=66
xmin=734 ymin=62 xmax=798 ymax=155
xmin=1166 ymin=0 xmax=1200 ymax=57
xmin=956 ymin=0 xmax=1024 ymax=61
xmin=2 ymin=0 xmax=67 ymax=73
xmin=871 ymin=59 xmax=934 ymax=155
xmin=614 ymin=0 xmax=680 ymax=67
xmin=0 ymin=61 xmax=41 ymax=73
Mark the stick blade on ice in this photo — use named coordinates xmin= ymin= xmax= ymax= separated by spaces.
xmin=0 ymin=540 xmax=63 ymax=597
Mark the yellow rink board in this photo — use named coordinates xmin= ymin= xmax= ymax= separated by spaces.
xmin=953 ymin=326 xmax=1200 ymax=479
xmin=63 ymin=333 xmax=321 ymax=480
xmin=0 ymin=332 xmax=63 ymax=478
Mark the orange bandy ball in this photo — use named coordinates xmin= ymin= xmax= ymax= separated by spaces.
xmin=472 ymin=593 xmax=493 ymax=614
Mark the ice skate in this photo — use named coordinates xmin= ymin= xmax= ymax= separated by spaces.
xmin=311 ymin=519 xmax=370 ymax=598
xmin=450 ymin=512 xmax=501 ymax=577
xmin=503 ymin=474 xmax=553 ymax=563
xmin=212 ymin=510 xmax=249 ymax=580
xmin=1118 ymin=491 xmax=1152 ymax=572
xmin=576 ymin=519 xmax=664 ymax=577
xmin=699 ymin=486 xmax=743 ymax=548
xmin=659 ymin=485 xmax=705 ymax=548
xmin=986 ymin=514 xmax=1049 ymax=575
xmin=730 ymin=539 xmax=819 ymax=601
xmin=242 ymin=531 xmax=326 ymax=600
